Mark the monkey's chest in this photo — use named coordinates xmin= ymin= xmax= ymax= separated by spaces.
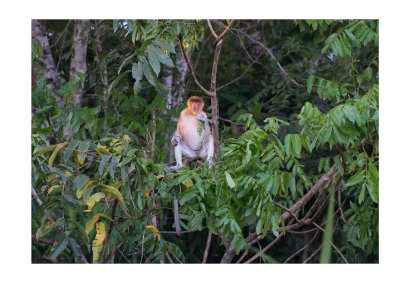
xmin=180 ymin=117 xmax=208 ymax=151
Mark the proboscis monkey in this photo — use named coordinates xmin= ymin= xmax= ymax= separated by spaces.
xmin=170 ymin=96 xmax=214 ymax=170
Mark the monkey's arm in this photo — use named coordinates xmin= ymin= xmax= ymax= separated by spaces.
xmin=171 ymin=130 xmax=182 ymax=146
xmin=196 ymin=113 xmax=211 ymax=132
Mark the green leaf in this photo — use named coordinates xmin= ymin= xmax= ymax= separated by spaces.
xmin=292 ymin=134 xmax=302 ymax=157
xmin=109 ymin=155 xmax=122 ymax=180
xmin=358 ymin=184 xmax=366 ymax=204
xmin=131 ymin=62 xmax=143 ymax=81
xmin=271 ymin=215 xmax=279 ymax=237
xmin=225 ymin=172 xmax=236 ymax=188
xmin=99 ymin=154 xmax=112 ymax=176
xmin=146 ymin=46 xmax=161 ymax=76
xmin=141 ymin=57 xmax=157 ymax=87
xmin=77 ymin=140 xmax=90 ymax=165
xmin=49 ymin=236 xmax=68 ymax=259
xmin=307 ymin=74 xmax=315 ymax=93
xmin=108 ymin=70 xmax=130 ymax=94
xmin=179 ymin=189 xmax=198 ymax=205
xmin=364 ymin=66 xmax=373 ymax=81
xmin=72 ymin=174 xmax=90 ymax=193
xmin=284 ymin=134 xmax=292 ymax=156
xmin=333 ymin=155 xmax=344 ymax=176
xmin=148 ymin=45 xmax=174 ymax=67
xmin=153 ymin=39 xmax=175 ymax=53
xmin=63 ymin=140 xmax=80 ymax=163
xmin=345 ymin=169 xmax=365 ymax=187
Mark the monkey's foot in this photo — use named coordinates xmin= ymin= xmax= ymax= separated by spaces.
xmin=169 ymin=164 xmax=184 ymax=171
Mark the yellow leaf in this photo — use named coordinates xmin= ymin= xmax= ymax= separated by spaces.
xmin=157 ymin=175 xmax=165 ymax=180
xmin=76 ymin=180 xmax=97 ymax=199
xmin=47 ymin=185 xmax=61 ymax=195
xmin=110 ymin=138 xmax=121 ymax=147
xmin=92 ymin=222 xmax=106 ymax=262
xmin=37 ymin=144 xmax=57 ymax=155
xmin=96 ymin=143 xmax=109 ymax=157
xmin=47 ymin=173 xmax=59 ymax=182
xmin=226 ymin=20 xmax=231 ymax=24
xmin=73 ymin=150 xmax=79 ymax=166
xmin=64 ymin=171 xmax=72 ymax=178
xmin=84 ymin=192 xmax=105 ymax=212
xmin=49 ymin=142 xmax=69 ymax=167
xmin=112 ymin=146 xmax=123 ymax=154
xmin=122 ymin=135 xmax=131 ymax=142
xmin=47 ymin=171 xmax=71 ymax=182
xmin=85 ymin=213 xmax=113 ymax=235
xmin=145 ymin=225 xmax=161 ymax=241
xmin=99 ymin=184 xmax=125 ymax=205
xmin=182 ymin=178 xmax=194 ymax=188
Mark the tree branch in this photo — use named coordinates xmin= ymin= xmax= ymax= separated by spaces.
xmin=202 ymin=231 xmax=213 ymax=263
xmin=284 ymin=230 xmax=320 ymax=263
xmin=207 ymin=20 xmax=218 ymax=39
xmin=177 ymin=34 xmax=212 ymax=96
xmin=214 ymin=20 xmax=235 ymax=44
xmin=244 ymin=233 xmax=284 ymax=264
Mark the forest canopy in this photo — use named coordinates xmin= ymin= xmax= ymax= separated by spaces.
xmin=31 ymin=19 xmax=379 ymax=264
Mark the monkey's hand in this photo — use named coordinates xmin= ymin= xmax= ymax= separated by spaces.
xmin=196 ymin=114 xmax=206 ymax=122
xmin=171 ymin=131 xmax=182 ymax=146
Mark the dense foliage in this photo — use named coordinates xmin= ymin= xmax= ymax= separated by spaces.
xmin=32 ymin=19 xmax=378 ymax=263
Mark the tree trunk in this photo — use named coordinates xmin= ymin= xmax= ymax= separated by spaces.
xmin=94 ymin=20 xmax=109 ymax=116
xmin=173 ymin=51 xmax=190 ymax=107
xmin=63 ymin=20 xmax=90 ymax=141
xmin=69 ymin=20 xmax=90 ymax=107
xmin=220 ymin=250 xmax=235 ymax=263
xmin=31 ymin=20 xmax=63 ymax=107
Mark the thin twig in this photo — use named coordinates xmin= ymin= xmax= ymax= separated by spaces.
xmin=202 ymin=231 xmax=213 ymax=263
xmin=107 ymin=241 xmax=121 ymax=263
xmin=173 ymin=196 xmax=181 ymax=236
xmin=165 ymin=251 xmax=174 ymax=264
xmin=177 ymin=34 xmax=212 ymax=96
xmin=216 ymin=52 xmax=263 ymax=91
xmin=151 ymin=110 xmax=156 ymax=160
xmin=219 ymin=117 xmax=245 ymax=126
xmin=207 ymin=20 xmax=218 ymax=39
xmin=303 ymin=244 xmax=322 ymax=263
xmin=244 ymin=233 xmax=284 ymax=264
xmin=312 ymin=222 xmax=349 ymax=263
xmin=284 ymin=231 xmax=320 ymax=263
xmin=213 ymin=20 xmax=302 ymax=87
xmin=214 ymin=20 xmax=235 ymax=44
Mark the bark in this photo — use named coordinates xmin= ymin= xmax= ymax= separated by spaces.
xmin=63 ymin=20 xmax=90 ymax=141
xmin=220 ymin=249 xmax=235 ymax=263
xmin=69 ymin=20 xmax=90 ymax=107
xmin=173 ymin=51 xmax=190 ymax=107
xmin=94 ymin=21 xmax=109 ymax=116
xmin=161 ymin=66 xmax=173 ymax=111
xmin=31 ymin=20 xmax=63 ymax=107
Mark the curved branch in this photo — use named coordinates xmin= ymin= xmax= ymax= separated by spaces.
xmin=214 ymin=20 xmax=235 ymax=44
xmin=207 ymin=20 xmax=218 ymax=39
xmin=177 ymin=34 xmax=212 ymax=96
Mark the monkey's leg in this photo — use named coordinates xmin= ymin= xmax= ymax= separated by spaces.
xmin=169 ymin=141 xmax=198 ymax=171
xmin=200 ymin=135 xmax=214 ymax=169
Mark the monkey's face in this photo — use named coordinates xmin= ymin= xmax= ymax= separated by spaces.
xmin=188 ymin=96 xmax=204 ymax=115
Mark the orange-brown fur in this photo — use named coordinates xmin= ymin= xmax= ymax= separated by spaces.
xmin=170 ymin=96 xmax=214 ymax=170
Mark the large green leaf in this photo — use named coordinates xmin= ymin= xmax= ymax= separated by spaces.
xmin=225 ymin=172 xmax=236 ymax=188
